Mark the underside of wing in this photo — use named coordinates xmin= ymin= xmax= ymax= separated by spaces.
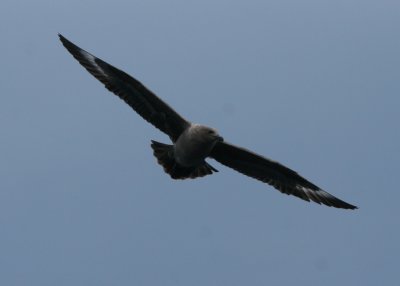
xmin=210 ymin=142 xmax=357 ymax=209
xmin=59 ymin=34 xmax=189 ymax=142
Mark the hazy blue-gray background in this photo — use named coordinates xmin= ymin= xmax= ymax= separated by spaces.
xmin=1 ymin=0 xmax=399 ymax=285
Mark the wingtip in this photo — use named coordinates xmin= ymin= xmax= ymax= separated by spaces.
xmin=332 ymin=199 xmax=358 ymax=210
xmin=336 ymin=197 xmax=358 ymax=210
xmin=309 ymin=197 xmax=357 ymax=210
xmin=58 ymin=33 xmax=67 ymax=46
xmin=335 ymin=201 xmax=358 ymax=210
xmin=58 ymin=34 xmax=73 ymax=47
xmin=349 ymin=200 xmax=358 ymax=209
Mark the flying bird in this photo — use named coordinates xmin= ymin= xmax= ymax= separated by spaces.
xmin=59 ymin=34 xmax=357 ymax=210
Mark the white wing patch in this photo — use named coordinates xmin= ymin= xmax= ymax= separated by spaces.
xmin=78 ymin=48 xmax=107 ymax=77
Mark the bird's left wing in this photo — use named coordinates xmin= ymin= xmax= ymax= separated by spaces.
xmin=210 ymin=141 xmax=357 ymax=209
xmin=59 ymin=34 xmax=189 ymax=142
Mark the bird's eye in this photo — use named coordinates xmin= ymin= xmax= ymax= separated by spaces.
xmin=208 ymin=130 xmax=214 ymax=134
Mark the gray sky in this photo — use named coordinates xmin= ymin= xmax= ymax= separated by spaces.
xmin=1 ymin=0 xmax=399 ymax=285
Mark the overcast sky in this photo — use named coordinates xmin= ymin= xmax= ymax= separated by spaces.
xmin=1 ymin=0 xmax=399 ymax=285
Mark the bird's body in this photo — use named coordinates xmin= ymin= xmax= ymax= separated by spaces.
xmin=150 ymin=124 xmax=221 ymax=180
xmin=174 ymin=124 xmax=222 ymax=167
xmin=59 ymin=34 xmax=357 ymax=209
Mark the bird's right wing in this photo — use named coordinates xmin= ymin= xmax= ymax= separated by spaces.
xmin=59 ymin=34 xmax=190 ymax=142
xmin=210 ymin=141 xmax=357 ymax=209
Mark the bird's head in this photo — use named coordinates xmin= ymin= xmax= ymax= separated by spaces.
xmin=199 ymin=126 xmax=224 ymax=143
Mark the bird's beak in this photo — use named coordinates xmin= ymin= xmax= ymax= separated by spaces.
xmin=216 ymin=135 xmax=224 ymax=142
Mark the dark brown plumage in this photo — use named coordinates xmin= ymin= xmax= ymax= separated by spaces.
xmin=59 ymin=34 xmax=189 ymax=142
xmin=59 ymin=34 xmax=357 ymax=210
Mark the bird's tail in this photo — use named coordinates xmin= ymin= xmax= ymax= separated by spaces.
xmin=150 ymin=140 xmax=218 ymax=179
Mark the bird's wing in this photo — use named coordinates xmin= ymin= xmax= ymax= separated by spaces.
xmin=59 ymin=34 xmax=189 ymax=142
xmin=210 ymin=141 xmax=357 ymax=209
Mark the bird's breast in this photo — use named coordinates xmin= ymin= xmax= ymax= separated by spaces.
xmin=174 ymin=134 xmax=214 ymax=167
